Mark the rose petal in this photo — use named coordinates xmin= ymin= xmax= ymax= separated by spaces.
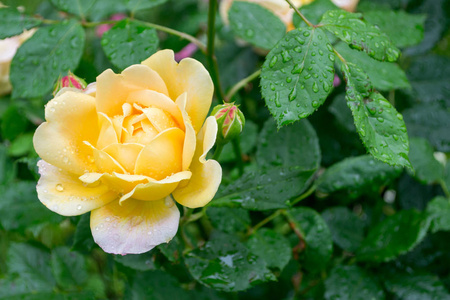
xmin=97 ymin=113 xmax=119 ymax=149
xmin=119 ymin=171 xmax=192 ymax=203
xmin=102 ymin=143 xmax=144 ymax=174
xmin=90 ymin=197 xmax=179 ymax=255
xmin=96 ymin=65 xmax=169 ymax=117
xmin=33 ymin=91 xmax=98 ymax=175
xmin=36 ymin=160 xmax=118 ymax=216
xmin=84 ymin=141 xmax=126 ymax=174
xmin=176 ymin=93 xmax=196 ymax=171
xmin=134 ymin=128 xmax=184 ymax=180
xmin=141 ymin=50 xmax=214 ymax=133
xmin=172 ymin=116 xmax=222 ymax=208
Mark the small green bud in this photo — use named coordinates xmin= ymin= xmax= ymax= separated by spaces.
xmin=53 ymin=71 xmax=87 ymax=96
xmin=211 ymin=103 xmax=245 ymax=143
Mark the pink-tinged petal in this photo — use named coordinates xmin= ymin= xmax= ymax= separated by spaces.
xmin=126 ymin=90 xmax=184 ymax=128
xmin=174 ymin=43 xmax=198 ymax=61
xmin=102 ymin=143 xmax=144 ymax=174
xmin=172 ymin=117 xmax=222 ymax=208
xmin=141 ymin=50 xmax=214 ymax=133
xmin=96 ymin=65 xmax=169 ymax=117
xmin=36 ymin=160 xmax=118 ymax=216
xmin=134 ymin=128 xmax=184 ymax=180
xmin=33 ymin=91 xmax=98 ymax=175
xmin=176 ymin=93 xmax=196 ymax=171
xmin=119 ymin=171 xmax=192 ymax=203
xmin=90 ymin=197 xmax=179 ymax=255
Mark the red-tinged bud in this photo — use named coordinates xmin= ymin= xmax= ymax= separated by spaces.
xmin=53 ymin=71 xmax=87 ymax=96
xmin=211 ymin=103 xmax=245 ymax=143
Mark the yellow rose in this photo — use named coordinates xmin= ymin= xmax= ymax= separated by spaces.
xmin=220 ymin=0 xmax=359 ymax=31
xmin=33 ymin=50 xmax=222 ymax=255
xmin=0 ymin=29 xmax=34 ymax=96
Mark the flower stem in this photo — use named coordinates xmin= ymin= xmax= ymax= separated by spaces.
xmin=212 ymin=143 xmax=224 ymax=160
xmin=285 ymin=0 xmax=314 ymax=27
xmin=225 ymin=69 xmax=261 ymax=102
xmin=290 ymin=184 xmax=316 ymax=206
xmin=246 ymin=210 xmax=283 ymax=236
xmin=207 ymin=0 xmax=225 ymax=102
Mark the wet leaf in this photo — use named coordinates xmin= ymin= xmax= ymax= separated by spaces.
xmin=0 ymin=7 xmax=41 ymax=39
xmin=50 ymin=0 xmax=96 ymax=18
xmin=293 ymin=0 xmax=338 ymax=27
xmin=114 ymin=251 xmax=157 ymax=271
xmin=260 ymin=27 xmax=335 ymax=127
xmin=426 ymin=196 xmax=450 ymax=233
xmin=124 ymin=0 xmax=167 ymax=12
xmin=408 ymin=137 xmax=444 ymax=184
xmin=228 ymin=1 xmax=286 ymax=50
xmin=185 ymin=232 xmax=275 ymax=292
xmin=206 ymin=207 xmax=250 ymax=234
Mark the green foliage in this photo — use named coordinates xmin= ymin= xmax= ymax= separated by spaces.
xmin=408 ymin=138 xmax=444 ymax=184
xmin=101 ymin=19 xmax=159 ymax=70
xmin=0 ymin=7 xmax=41 ymax=39
xmin=293 ymin=0 xmax=338 ymax=27
xmin=321 ymin=10 xmax=400 ymax=62
xmin=50 ymin=0 xmax=97 ymax=19
xmin=426 ymin=197 xmax=450 ymax=233
xmin=260 ymin=27 xmax=335 ymax=126
xmin=10 ymin=20 xmax=85 ymax=99
xmin=228 ymin=1 xmax=285 ymax=50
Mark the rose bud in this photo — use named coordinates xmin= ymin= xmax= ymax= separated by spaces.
xmin=53 ymin=71 xmax=87 ymax=96
xmin=211 ymin=103 xmax=245 ymax=143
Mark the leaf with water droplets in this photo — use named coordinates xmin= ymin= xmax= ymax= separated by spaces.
xmin=211 ymin=166 xmax=315 ymax=211
xmin=125 ymin=0 xmax=167 ymax=12
xmin=293 ymin=0 xmax=338 ymax=27
xmin=101 ymin=19 xmax=159 ymax=70
xmin=357 ymin=210 xmax=430 ymax=262
xmin=316 ymin=155 xmax=401 ymax=200
xmin=228 ymin=1 xmax=286 ymax=50
xmin=10 ymin=20 xmax=85 ymax=99
xmin=341 ymin=62 xmax=411 ymax=169
xmin=50 ymin=0 xmax=97 ymax=19
xmin=426 ymin=196 xmax=450 ymax=234
xmin=0 ymin=7 xmax=41 ymax=39
xmin=185 ymin=232 xmax=275 ymax=292
xmin=261 ymin=27 xmax=335 ymax=127
xmin=256 ymin=118 xmax=321 ymax=171
xmin=324 ymin=265 xmax=385 ymax=300
xmin=286 ymin=207 xmax=333 ymax=272
xmin=321 ymin=10 xmax=400 ymax=62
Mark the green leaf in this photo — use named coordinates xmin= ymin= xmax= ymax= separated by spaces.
xmin=324 ymin=265 xmax=385 ymax=300
xmin=341 ymin=62 xmax=411 ymax=168
xmin=114 ymin=251 xmax=157 ymax=271
xmin=50 ymin=0 xmax=96 ymax=18
xmin=124 ymin=270 xmax=194 ymax=300
xmin=51 ymin=247 xmax=88 ymax=289
xmin=426 ymin=196 xmax=450 ymax=233
xmin=0 ymin=7 xmax=41 ymax=39
xmin=256 ymin=118 xmax=320 ymax=170
xmin=405 ymin=55 xmax=450 ymax=106
xmin=124 ymin=0 xmax=167 ymax=12
xmin=219 ymin=120 xmax=258 ymax=163
xmin=211 ymin=166 xmax=315 ymax=210
xmin=246 ymin=228 xmax=291 ymax=270
xmin=321 ymin=207 xmax=364 ymax=252
xmin=403 ymin=103 xmax=450 ymax=152
xmin=408 ymin=138 xmax=444 ymax=184
xmin=228 ymin=1 xmax=286 ymax=50
xmin=317 ymin=155 xmax=401 ymax=199
xmin=321 ymin=10 xmax=400 ymax=61
xmin=158 ymin=235 xmax=183 ymax=263
xmin=101 ymin=19 xmax=159 ymax=70
xmin=72 ymin=213 xmax=95 ymax=252
xmin=10 ymin=20 xmax=85 ymax=99
xmin=1 ymin=105 xmax=28 ymax=141
xmin=206 ymin=207 xmax=250 ymax=234
xmin=287 ymin=207 xmax=333 ymax=272
xmin=0 ymin=145 xmax=15 ymax=185
xmin=293 ymin=0 xmax=338 ymax=27
xmin=7 ymin=243 xmax=55 ymax=290
xmin=8 ymin=133 xmax=34 ymax=157
xmin=0 ymin=181 xmax=63 ymax=231
xmin=334 ymin=42 xmax=410 ymax=91
xmin=357 ymin=210 xmax=430 ymax=262
xmin=384 ymin=271 xmax=450 ymax=300
xmin=260 ymin=27 xmax=335 ymax=127
xmin=185 ymin=232 xmax=275 ymax=292
xmin=363 ymin=10 xmax=426 ymax=48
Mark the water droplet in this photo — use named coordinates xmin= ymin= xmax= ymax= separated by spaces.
xmin=281 ymin=51 xmax=292 ymax=62
xmin=367 ymin=107 xmax=377 ymax=115
xmin=269 ymin=55 xmax=278 ymax=68
xmin=323 ymin=81 xmax=330 ymax=92
xmin=286 ymin=77 xmax=292 ymax=83
xmin=311 ymin=51 xmax=316 ymax=56
xmin=56 ymin=184 xmax=64 ymax=192
xmin=294 ymin=46 xmax=302 ymax=53
xmin=377 ymin=117 xmax=384 ymax=123
xmin=77 ymin=205 xmax=82 ymax=210
xmin=328 ymin=54 xmax=335 ymax=62
xmin=303 ymin=31 xmax=310 ymax=37
xmin=312 ymin=100 xmax=319 ymax=108
xmin=164 ymin=197 xmax=174 ymax=208
xmin=246 ymin=29 xmax=254 ymax=37
xmin=312 ymin=82 xmax=319 ymax=93
xmin=289 ymin=87 xmax=297 ymax=102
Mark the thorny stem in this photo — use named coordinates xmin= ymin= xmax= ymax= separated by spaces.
xmin=225 ymin=69 xmax=262 ymax=102
xmin=285 ymin=0 xmax=314 ymax=27
xmin=207 ymin=0 xmax=225 ymax=102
